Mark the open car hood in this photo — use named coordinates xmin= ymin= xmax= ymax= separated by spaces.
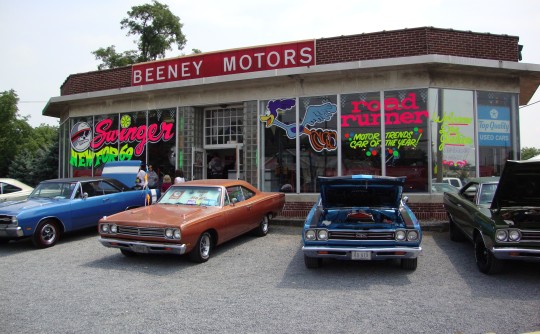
xmin=319 ymin=175 xmax=405 ymax=209
xmin=491 ymin=159 xmax=540 ymax=210
xmin=101 ymin=160 xmax=142 ymax=188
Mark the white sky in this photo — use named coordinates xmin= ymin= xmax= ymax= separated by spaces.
xmin=1 ymin=0 xmax=539 ymax=147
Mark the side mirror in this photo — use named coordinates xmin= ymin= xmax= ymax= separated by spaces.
xmin=402 ymin=196 xmax=409 ymax=204
xmin=231 ymin=198 xmax=238 ymax=204
xmin=82 ymin=192 xmax=89 ymax=199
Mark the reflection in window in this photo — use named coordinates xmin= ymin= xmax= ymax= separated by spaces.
xmin=384 ymin=89 xmax=429 ymax=192
xmin=477 ymin=92 xmax=516 ymax=176
xmin=341 ymin=92 xmax=382 ymax=177
xmin=432 ymin=89 xmax=476 ymax=188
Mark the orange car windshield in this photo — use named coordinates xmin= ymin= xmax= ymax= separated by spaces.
xmin=158 ymin=186 xmax=222 ymax=207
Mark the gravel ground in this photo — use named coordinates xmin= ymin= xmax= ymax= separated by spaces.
xmin=1 ymin=225 xmax=539 ymax=334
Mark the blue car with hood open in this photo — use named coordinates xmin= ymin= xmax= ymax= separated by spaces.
xmin=302 ymin=175 xmax=422 ymax=270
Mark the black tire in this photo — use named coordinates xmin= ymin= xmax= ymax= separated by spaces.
xmin=448 ymin=214 xmax=466 ymax=242
xmin=120 ymin=249 xmax=137 ymax=257
xmin=401 ymin=258 xmax=418 ymax=270
xmin=304 ymin=255 xmax=322 ymax=269
xmin=189 ymin=232 xmax=212 ymax=263
xmin=0 ymin=239 xmax=10 ymax=245
xmin=32 ymin=220 xmax=60 ymax=248
xmin=253 ymin=215 xmax=269 ymax=237
xmin=474 ymin=235 xmax=503 ymax=274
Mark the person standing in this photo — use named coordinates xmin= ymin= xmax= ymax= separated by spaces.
xmin=161 ymin=174 xmax=172 ymax=192
xmin=136 ymin=163 xmax=147 ymax=189
xmin=147 ymin=165 xmax=159 ymax=188
xmin=174 ymin=169 xmax=185 ymax=183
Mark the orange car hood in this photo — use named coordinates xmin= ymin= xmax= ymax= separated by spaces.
xmin=101 ymin=204 xmax=220 ymax=227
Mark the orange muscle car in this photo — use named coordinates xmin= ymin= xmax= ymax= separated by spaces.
xmin=98 ymin=179 xmax=285 ymax=262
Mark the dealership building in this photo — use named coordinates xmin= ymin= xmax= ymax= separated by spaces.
xmin=43 ymin=27 xmax=540 ymax=219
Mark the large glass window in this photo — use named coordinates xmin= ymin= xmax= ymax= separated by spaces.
xmin=69 ymin=116 xmax=95 ymax=177
xmin=260 ymin=98 xmax=297 ymax=192
xmin=477 ymin=91 xmax=516 ymax=176
xmin=384 ymin=89 xmax=429 ymax=192
xmin=431 ymin=89 xmax=476 ymax=186
xmin=341 ymin=91 xmax=382 ymax=177
xmin=147 ymin=108 xmax=177 ymax=182
xmin=298 ymin=95 xmax=338 ymax=193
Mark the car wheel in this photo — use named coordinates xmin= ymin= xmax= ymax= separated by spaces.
xmin=400 ymin=258 xmax=418 ymax=270
xmin=448 ymin=214 xmax=466 ymax=242
xmin=474 ymin=235 xmax=503 ymax=274
xmin=121 ymin=249 xmax=137 ymax=257
xmin=32 ymin=220 xmax=60 ymax=248
xmin=304 ymin=255 xmax=322 ymax=269
xmin=253 ymin=215 xmax=269 ymax=237
xmin=189 ymin=232 xmax=212 ymax=263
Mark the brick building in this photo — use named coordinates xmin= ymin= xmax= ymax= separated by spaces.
xmin=43 ymin=27 xmax=540 ymax=220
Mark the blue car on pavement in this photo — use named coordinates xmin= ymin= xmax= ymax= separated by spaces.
xmin=0 ymin=160 xmax=158 ymax=248
xmin=302 ymin=175 xmax=422 ymax=270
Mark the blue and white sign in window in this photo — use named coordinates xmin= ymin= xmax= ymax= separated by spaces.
xmin=478 ymin=106 xmax=511 ymax=147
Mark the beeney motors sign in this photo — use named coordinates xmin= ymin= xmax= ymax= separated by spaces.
xmin=132 ymin=40 xmax=315 ymax=86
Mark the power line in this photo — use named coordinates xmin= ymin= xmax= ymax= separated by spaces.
xmin=520 ymin=100 xmax=540 ymax=109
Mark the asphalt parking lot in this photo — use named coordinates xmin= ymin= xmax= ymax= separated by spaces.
xmin=1 ymin=225 xmax=539 ymax=334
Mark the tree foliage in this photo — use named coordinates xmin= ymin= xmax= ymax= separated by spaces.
xmin=93 ymin=0 xmax=187 ymax=69
xmin=520 ymin=147 xmax=540 ymax=160
xmin=0 ymin=89 xmax=58 ymax=185
xmin=0 ymin=90 xmax=33 ymax=177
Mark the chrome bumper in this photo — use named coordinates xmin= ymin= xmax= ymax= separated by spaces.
xmin=492 ymin=247 xmax=540 ymax=262
xmin=302 ymin=245 xmax=422 ymax=260
xmin=98 ymin=237 xmax=187 ymax=255
xmin=0 ymin=225 xmax=24 ymax=238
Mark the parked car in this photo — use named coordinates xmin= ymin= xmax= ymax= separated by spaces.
xmin=302 ymin=175 xmax=422 ymax=270
xmin=98 ymin=179 xmax=285 ymax=262
xmin=0 ymin=161 xmax=158 ymax=248
xmin=443 ymin=159 xmax=540 ymax=274
xmin=431 ymin=182 xmax=459 ymax=193
xmin=433 ymin=177 xmax=464 ymax=189
xmin=0 ymin=178 xmax=33 ymax=203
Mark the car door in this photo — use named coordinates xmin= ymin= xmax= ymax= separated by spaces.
xmin=448 ymin=182 xmax=478 ymax=234
xmin=70 ymin=181 xmax=112 ymax=229
xmin=455 ymin=183 xmax=481 ymax=237
xmin=225 ymin=186 xmax=256 ymax=236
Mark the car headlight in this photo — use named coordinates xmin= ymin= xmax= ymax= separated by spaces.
xmin=305 ymin=229 xmax=316 ymax=241
xmin=11 ymin=216 xmax=18 ymax=224
xmin=407 ymin=230 xmax=419 ymax=241
xmin=395 ymin=230 xmax=406 ymax=241
xmin=100 ymin=224 xmax=110 ymax=233
xmin=495 ymin=229 xmax=508 ymax=241
xmin=165 ymin=228 xmax=174 ymax=238
xmin=508 ymin=229 xmax=521 ymax=242
xmin=173 ymin=229 xmax=181 ymax=240
xmin=317 ymin=229 xmax=328 ymax=241
xmin=110 ymin=224 xmax=117 ymax=234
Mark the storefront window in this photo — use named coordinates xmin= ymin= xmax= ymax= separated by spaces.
xmin=477 ymin=91 xmax=516 ymax=176
xmin=69 ymin=116 xmax=95 ymax=177
xmin=260 ymin=98 xmax=297 ymax=192
xmin=147 ymin=109 xmax=177 ymax=182
xmin=118 ymin=111 xmax=147 ymax=163
xmin=432 ymin=89 xmax=476 ymax=186
xmin=341 ymin=92 xmax=382 ymax=177
xmin=298 ymin=95 xmax=338 ymax=193
xmin=384 ymin=89 xmax=429 ymax=192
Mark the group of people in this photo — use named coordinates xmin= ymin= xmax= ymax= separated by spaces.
xmin=136 ymin=163 xmax=185 ymax=192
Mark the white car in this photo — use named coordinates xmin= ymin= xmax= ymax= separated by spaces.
xmin=0 ymin=178 xmax=34 ymax=203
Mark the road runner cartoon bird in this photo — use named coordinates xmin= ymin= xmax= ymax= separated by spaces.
xmin=260 ymin=99 xmax=337 ymax=139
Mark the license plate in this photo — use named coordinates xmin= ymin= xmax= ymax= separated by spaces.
xmin=352 ymin=251 xmax=371 ymax=260
xmin=132 ymin=244 xmax=149 ymax=253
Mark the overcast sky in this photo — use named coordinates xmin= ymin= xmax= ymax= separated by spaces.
xmin=1 ymin=0 xmax=539 ymax=147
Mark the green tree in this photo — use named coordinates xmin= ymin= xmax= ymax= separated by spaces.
xmin=521 ymin=147 xmax=540 ymax=160
xmin=0 ymin=90 xmax=33 ymax=177
xmin=92 ymin=46 xmax=139 ymax=70
xmin=93 ymin=0 xmax=187 ymax=69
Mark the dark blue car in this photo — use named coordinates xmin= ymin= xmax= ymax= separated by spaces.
xmin=302 ymin=175 xmax=422 ymax=270
xmin=0 ymin=161 xmax=158 ymax=248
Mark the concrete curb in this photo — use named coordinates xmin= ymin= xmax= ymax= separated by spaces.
xmin=272 ymin=218 xmax=449 ymax=232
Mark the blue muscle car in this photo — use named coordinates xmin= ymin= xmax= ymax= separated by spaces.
xmin=0 ymin=161 xmax=158 ymax=248
xmin=302 ymin=175 xmax=422 ymax=270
